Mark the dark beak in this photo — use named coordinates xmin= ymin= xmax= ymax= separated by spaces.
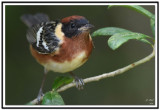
xmin=79 ymin=24 xmax=94 ymax=31
xmin=85 ymin=24 xmax=94 ymax=29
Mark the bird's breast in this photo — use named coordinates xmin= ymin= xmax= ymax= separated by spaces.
xmin=30 ymin=33 xmax=93 ymax=73
xmin=44 ymin=51 xmax=88 ymax=73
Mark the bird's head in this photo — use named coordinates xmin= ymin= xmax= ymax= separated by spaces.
xmin=60 ymin=15 xmax=94 ymax=38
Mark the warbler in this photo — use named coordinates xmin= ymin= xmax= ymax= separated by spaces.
xmin=21 ymin=13 xmax=94 ymax=103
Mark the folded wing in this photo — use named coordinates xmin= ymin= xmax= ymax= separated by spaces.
xmin=21 ymin=13 xmax=61 ymax=54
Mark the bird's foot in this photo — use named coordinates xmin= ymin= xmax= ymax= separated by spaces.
xmin=74 ymin=76 xmax=85 ymax=90
xmin=70 ymin=72 xmax=85 ymax=90
xmin=36 ymin=88 xmax=44 ymax=105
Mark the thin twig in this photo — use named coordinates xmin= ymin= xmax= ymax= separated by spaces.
xmin=29 ymin=46 xmax=155 ymax=105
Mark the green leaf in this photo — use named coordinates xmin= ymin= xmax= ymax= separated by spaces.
xmin=52 ymin=76 xmax=73 ymax=90
xmin=150 ymin=19 xmax=155 ymax=37
xmin=42 ymin=91 xmax=65 ymax=105
xmin=92 ymin=27 xmax=131 ymax=37
xmin=108 ymin=32 xmax=152 ymax=50
xmin=108 ymin=5 xmax=155 ymax=20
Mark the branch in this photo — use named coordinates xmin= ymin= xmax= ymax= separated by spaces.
xmin=29 ymin=46 xmax=155 ymax=105
xmin=57 ymin=46 xmax=155 ymax=92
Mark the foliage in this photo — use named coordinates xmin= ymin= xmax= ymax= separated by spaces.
xmin=52 ymin=76 xmax=73 ymax=90
xmin=92 ymin=5 xmax=154 ymax=50
xmin=108 ymin=5 xmax=155 ymax=20
xmin=92 ymin=27 xmax=131 ymax=37
xmin=42 ymin=91 xmax=65 ymax=105
xmin=108 ymin=32 xmax=152 ymax=50
xmin=40 ymin=76 xmax=73 ymax=105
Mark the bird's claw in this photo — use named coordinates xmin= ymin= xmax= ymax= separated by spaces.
xmin=36 ymin=89 xmax=44 ymax=105
xmin=74 ymin=77 xmax=84 ymax=90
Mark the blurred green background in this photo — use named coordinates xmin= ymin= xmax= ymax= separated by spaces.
xmin=5 ymin=5 xmax=155 ymax=105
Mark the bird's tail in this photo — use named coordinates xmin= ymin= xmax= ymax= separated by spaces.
xmin=21 ymin=13 xmax=50 ymax=27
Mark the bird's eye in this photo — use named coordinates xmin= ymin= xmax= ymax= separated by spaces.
xmin=71 ymin=23 xmax=75 ymax=28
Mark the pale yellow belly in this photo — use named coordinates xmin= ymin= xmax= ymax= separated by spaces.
xmin=43 ymin=51 xmax=87 ymax=73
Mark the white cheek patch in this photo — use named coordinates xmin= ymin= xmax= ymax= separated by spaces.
xmin=36 ymin=27 xmax=43 ymax=47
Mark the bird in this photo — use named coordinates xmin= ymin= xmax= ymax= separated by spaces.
xmin=21 ymin=13 xmax=94 ymax=104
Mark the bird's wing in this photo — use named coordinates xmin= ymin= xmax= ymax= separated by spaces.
xmin=21 ymin=13 xmax=50 ymax=28
xmin=27 ymin=21 xmax=61 ymax=54
xmin=21 ymin=13 xmax=61 ymax=54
